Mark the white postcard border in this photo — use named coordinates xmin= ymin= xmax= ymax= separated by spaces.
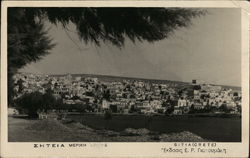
xmin=1 ymin=1 xmax=249 ymax=157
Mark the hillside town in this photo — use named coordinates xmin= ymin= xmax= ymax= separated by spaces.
xmin=12 ymin=73 xmax=242 ymax=115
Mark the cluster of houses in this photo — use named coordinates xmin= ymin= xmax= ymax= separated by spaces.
xmin=171 ymin=81 xmax=241 ymax=115
xmin=13 ymin=73 xmax=242 ymax=115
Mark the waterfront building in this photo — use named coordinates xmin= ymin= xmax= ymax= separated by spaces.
xmin=177 ymin=98 xmax=187 ymax=107
xmin=102 ymin=99 xmax=110 ymax=109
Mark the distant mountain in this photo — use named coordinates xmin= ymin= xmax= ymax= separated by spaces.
xmin=217 ymin=85 xmax=241 ymax=91
xmin=18 ymin=72 xmax=241 ymax=91
xmin=48 ymin=73 xmax=241 ymax=91
xmin=51 ymin=73 xmax=187 ymax=85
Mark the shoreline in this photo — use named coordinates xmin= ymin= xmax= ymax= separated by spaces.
xmin=8 ymin=114 xmax=241 ymax=142
xmin=65 ymin=112 xmax=241 ymax=118
xmin=8 ymin=116 xmax=210 ymax=142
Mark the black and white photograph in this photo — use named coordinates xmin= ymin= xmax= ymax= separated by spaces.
xmin=1 ymin=1 xmax=249 ymax=157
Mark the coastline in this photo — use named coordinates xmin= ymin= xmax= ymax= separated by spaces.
xmin=8 ymin=116 xmax=209 ymax=142
xmin=65 ymin=112 xmax=241 ymax=118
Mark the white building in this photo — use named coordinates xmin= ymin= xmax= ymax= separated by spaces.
xmin=102 ymin=99 xmax=110 ymax=109
xmin=177 ymin=99 xmax=187 ymax=107
xmin=150 ymin=100 xmax=162 ymax=109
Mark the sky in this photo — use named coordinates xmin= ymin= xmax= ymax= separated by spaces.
xmin=20 ymin=8 xmax=241 ymax=87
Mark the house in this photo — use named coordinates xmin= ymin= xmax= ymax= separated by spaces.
xmin=227 ymin=101 xmax=237 ymax=108
xmin=177 ymin=98 xmax=187 ymax=107
xmin=173 ymin=107 xmax=182 ymax=115
xmin=74 ymin=99 xmax=84 ymax=104
xmin=39 ymin=110 xmax=58 ymax=120
xmin=8 ymin=107 xmax=19 ymax=116
xmin=63 ymin=99 xmax=75 ymax=104
xmin=193 ymin=102 xmax=203 ymax=110
xmin=75 ymin=76 xmax=81 ymax=81
xmin=182 ymin=106 xmax=190 ymax=114
xmin=38 ymin=112 xmax=48 ymax=120
xmin=142 ymin=101 xmax=150 ymax=107
xmin=150 ymin=100 xmax=162 ymax=109
xmin=202 ymin=101 xmax=208 ymax=106
xmin=102 ymin=99 xmax=110 ymax=109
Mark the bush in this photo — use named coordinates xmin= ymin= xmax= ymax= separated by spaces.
xmin=15 ymin=92 xmax=44 ymax=118
xmin=15 ymin=91 xmax=61 ymax=118
xmin=219 ymin=104 xmax=229 ymax=113
xmin=165 ymin=106 xmax=174 ymax=115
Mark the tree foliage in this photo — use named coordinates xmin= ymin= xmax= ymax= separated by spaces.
xmin=15 ymin=91 xmax=44 ymax=117
xmin=15 ymin=91 xmax=62 ymax=117
xmin=25 ymin=7 xmax=205 ymax=47
xmin=8 ymin=7 xmax=205 ymax=105
xmin=8 ymin=8 xmax=55 ymax=72
xmin=8 ymin=8 xmax=55 ymax=104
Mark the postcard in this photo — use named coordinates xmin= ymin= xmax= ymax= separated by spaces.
xmin=1 ymin=1 xmax=249 ymax=157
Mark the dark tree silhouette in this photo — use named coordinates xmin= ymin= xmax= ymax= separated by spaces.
xmin=103 ymin=89 xmax=111 ymax=101
xmin=16 ymin=79 xmax=24 ymax=93
xmin=29 ymin=8 xmax=205 ymax=47
xmin=15 ymin=91 xmax=62 ymax=118
xmin=15 ymin=91 xmax=44 ymax=118
xmin=8 ymin=7 xmax=205 ymax=105
xmin=8 ymin=8 xmax=55 ymax=105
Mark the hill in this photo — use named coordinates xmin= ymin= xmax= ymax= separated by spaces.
xmin=51 ymin=73 xmax=188 ymax=85
xmin=49 ymin=73 xmax=241 ymax=91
